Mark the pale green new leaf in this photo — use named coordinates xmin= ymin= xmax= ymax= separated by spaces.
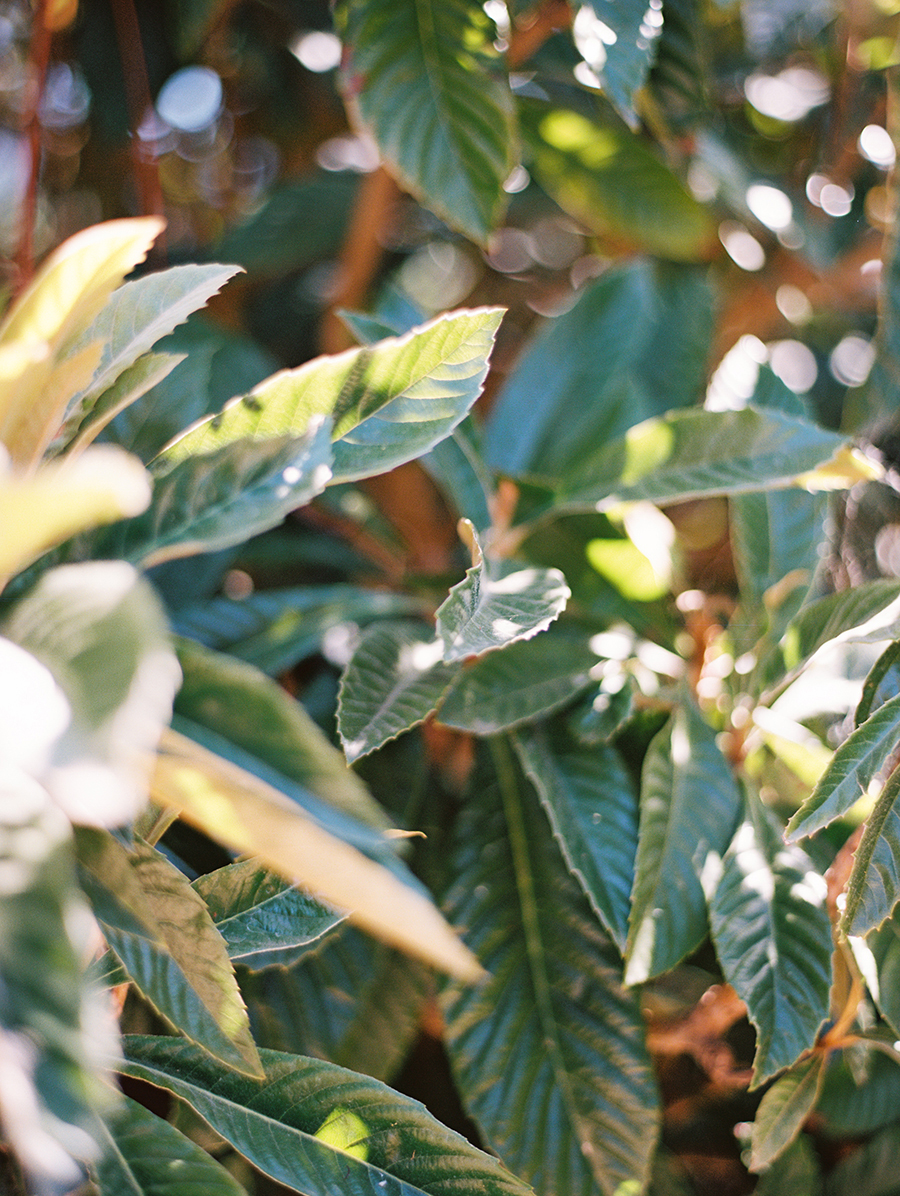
xmin=442 ymin=742 xmax=660 ymax=1196
xmin=514 ymin=722 xmax=638 ymax=950
xmin=91 ymin=1095 xmax=247 ymax=1196
xmin=578 ymin=1 xmax=662 ymax=128
xmin=62 ymin=351 xmax=185 ymax=454
xmin=625 ymin=700 xmax=742 ymax=984
xmin=194 ymin=859 xmax=345 ymax=969
xmin=437 ymin=629 xmax=595 ymax=734
xmin=706 ymin=796 xmax=831 ymax=1086
xmin=780 ymin=581 xmax=900 ymax=675
xmin=111 ymin=420 xmax=334 ymax=569
xmin=337 ymin=0 xmax=516 ymax=244
xmin=436 ymin=528 xmax=569 ymax=662
xmin=174 ymin=585 xmax=424 ymax=677
xmin=77 ymin=830 xmax=262 ymax=1076
xmin=842 ymin=765 xmax=900 ymax=936
xmin=121 ymin=1035 xmax=534 ymax=1196
xmin=161 ymin=308 xmax=504 ymax=485
xmin=750 ymin=1054 xmax=826 ymax=1172
xmin=337 ymin=621 xmax=459 ymax=763
xmin=555 ymin=407 xmax=855 ymax=515
xmin=786 ymin=694 xmax=900 ymax=842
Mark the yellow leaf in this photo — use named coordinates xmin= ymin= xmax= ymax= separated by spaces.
xmin=0 ymin=445 xmax=151 ymax=582
xmin=45 ymin=0 xmax=78 ymax=30
xmin=0 ymin=341 xmax=102 ymax=470
xmin=795 ymin=445 xmax=883 ymax=491
xmin=152 ymin=728 xmax=484 ymax=982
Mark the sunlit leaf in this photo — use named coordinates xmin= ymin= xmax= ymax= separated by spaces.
xmin=442 ymin=741 xmax=660 ymax=1196
xmin=122 ymin=1035 xmax=533 ymax=1196
xmin=514 ymin=721 xmax=638 ymax=950
xmin=62 ymin=352 xmax=185 ymax=455
xmin=857 ymin=640 xmax=900 ymax=726
xmin=577 ymin=1 xmax=662 ymax=128
xmin=706 ymin=795 xmax=831 ymax=1086
xmin=750 ymin=1054 xmax=825 ymax=1171
xmin=337 ymin=0 xmax=516 ymax=244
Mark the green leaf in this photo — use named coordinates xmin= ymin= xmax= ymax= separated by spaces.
xmin=174 ymin=585 xmax=424 ymax=677
xmin=857 ymin=641 xmax=900 ymax=726
xmin=162 ymin=308 xmax=503 ymax=486
xmin=193 ymin=859 xmax=345 ymax=969
xmin=3 ymin=561 xmax=179 ymax=827
xmin=749 ymin=1054 xmax=826 ymax=1172
xmin=436 ymin=528 xmax=570 ymax=662
xmin=554 ymin=407 xmax=852 ymax=516
xmin=61 ymin=263 xmax=241 ymax=438
xmin=577 ymin=1 xmax=662 ymax=128
xmin=785 ymin=694 xmax=900 ymax=841
xmin=485 ymin=262 xmax=711 ymax=483
xmin=823 ymin=1123 xmax=900 ymax=1196
xmin=524 ymin=105 xmax=715 ymax=262
xmin=175 ymin=639 xmax=391 ymax=833
xmin=92 ymin=1095 xmax=247 ymax=1196
xmin=209 ymin=174 xmax=358 ymax=276
xmin=625 ymin=699 xmax=742 ymax=984
xmin=437 ymin=628 xmax=596 ymax=734
xmin=61 ymin=352 xmax=185 ymax=455
xmin=842 ymin=764 xmax=900 ymax=935
xmin=421 ymin=417 xmax=494 ymax=532
xmin=337 ymin=0 xmax=516 ymax=244
xmin=648 ymin=0 xmax=708 ymax=127
xmin=779 ymin=581 xmax=900 ymax=676
xmin=337 ymin=621 xmax=459 ymax=763
xmin=513 ymin=721 xmax=638 ymax=950
xmin=77 ymin=830 xmax=263 ymax=1076
xmin=121 ymin=1035 xmax=534 ymax=1196
xmin=706 ymin=795 xmax=831 ymax=1086
xmin=111 ymin=419 xmax=334 ymax=569
xmin=861 ymin=910 xmax=900 ymax=1035
xmin=754 ymin=1135 xmax=822 ymax=1196
xmin=816 ymin=1046 xmax=900 ymax=1138
xmin=442 ymin=740 xmax=660 ymax=1196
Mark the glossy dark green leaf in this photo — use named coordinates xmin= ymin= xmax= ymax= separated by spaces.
xmin=750 ymin=1054 xmax=825 ymax=1171
xmin=337 ymin=621 xmax=459 ymax=763
xmin=337 ymin=0 xmax=516 ymax=244
xmin=421 ymin=417 xmax=494 ymax=532
xmin=554 ymin=407 xmax=851 ymax=515
xmin=78 ymin=831 xmax=262 ymax=1076
xmin=524 ymin=105 xmax=715 ymax=262
xmin=625 ymin=700 xmax=742 ymax=984
xmin=121 ymin=1035 xmax=534 ymax=1196
xmin=442 ymin=741 xmax=659 ymax=1196
xmin=842 ymin=764 xmax=900 ymax=935
xmin=485 ymin=262 xmax=711 ymax=482
xmin=824 ymin=1123 xmax=900 ymax=1196
xmin=438 ymin=629 xmax=595 ymax=734
xmin=578 ymin=1 xmax=662 ymax=128
xmin=786 ymin=695 xmax=900 ymax=841
xmin=816 ymin=1046 xmax=900 ymax=1139
xmin=173 ymin=586 xmax=424 ymax=677
xmin=707 ymin=796 xmax=831 ymax=1086
xmin=857 ymin=641 xmax=900 ymax=726
xmin=92 ymin=1095 xmax=247 ymax=1196
xmin=436 ymin=531 xmax=570 ymax=662
xmin=194 ymin=859 xmax=345 ymax=969
xmin=514 ymin=722 xmax=638 ymax=950
xmin=162 ymin=308 xmax=503 ymax=486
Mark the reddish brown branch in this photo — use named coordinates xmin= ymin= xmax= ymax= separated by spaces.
xmin=507 ymin=0 xmax=572 ymax=70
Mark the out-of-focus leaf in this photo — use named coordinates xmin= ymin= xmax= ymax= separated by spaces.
xmin=842 ymin=764 xmax=900 ymax=935
xmin=175 ymin=639 xmax=391 ymax=832
xmin=337 ymin=621 xmax=459 ymax=763
xmin=577 ymin=1 xmax=662 ymax=127
xmin=152 ymin=727 xmax=482 ymax=980
xmin=750 ymin=1054 xmax=826 ymax=1171
xmin=122 ymin=1036 xmax=534 ymax=1196
xmin=625 ymin=699 xmax=742 ymax=984
xmin=862 ymin=910 xmax=900 ymax=1035
xmin=779 ymin=582 xmax=900 ymax=676
xmin=338 ymin=0 xmax=515 ymax=244
xmin=4 ymin=561 xmax=180 ymax=827
xmin=816 ymin=1046 xmax=900 ymax=1138
xmin=77 ymin=829 xmax=262 ymax=1076
xmin=107 ymin=419 xmax=334 ymax=569
xmin=755 ymin=1134 xmax=822 ymax=1196
xmin=553 ymin=407 xmax=855 ymax=515
xmin=0 ymin=217 xmax=163 ymax=469
xmin=524 ymin=105 xmax=715 ymax=262
xmin=485 ymin=262 xmax=712 ymax=482
xmin=421 ymin=417 xmax=494 ymax=532
xmin=0 ymin=446 xmax=150 ymax=580
xmin=92 ymin=1095 xmax=247 ymax=1196
xmin=514 ymin=721 xmax=638 ymax=950
xmin=648 ymin=0 xmax=708 ymax=126
xmin=823 ymin=1123 xmax=900 ymax=1196
xmin=438 ymin=629 xmax=595 ymax=734
xmin=786 ymin=694 xmax=900 ymax=841
xmin=436 ymin=524 xmax=569 ymax=661
xmin=194 ymin=859 xmax=345 ymax=969
xmin=174 ymin=585 xmax=424 ymax=676
xmin=706 ymin=795 xmax=831 ymax=1086
xmin=442 ymin=742 xmax=660 ymax=1196
xmin=162 ymin=308 xmax=503 ymax=486
xmin=209 ymin=174 xmax=358 ymax=277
